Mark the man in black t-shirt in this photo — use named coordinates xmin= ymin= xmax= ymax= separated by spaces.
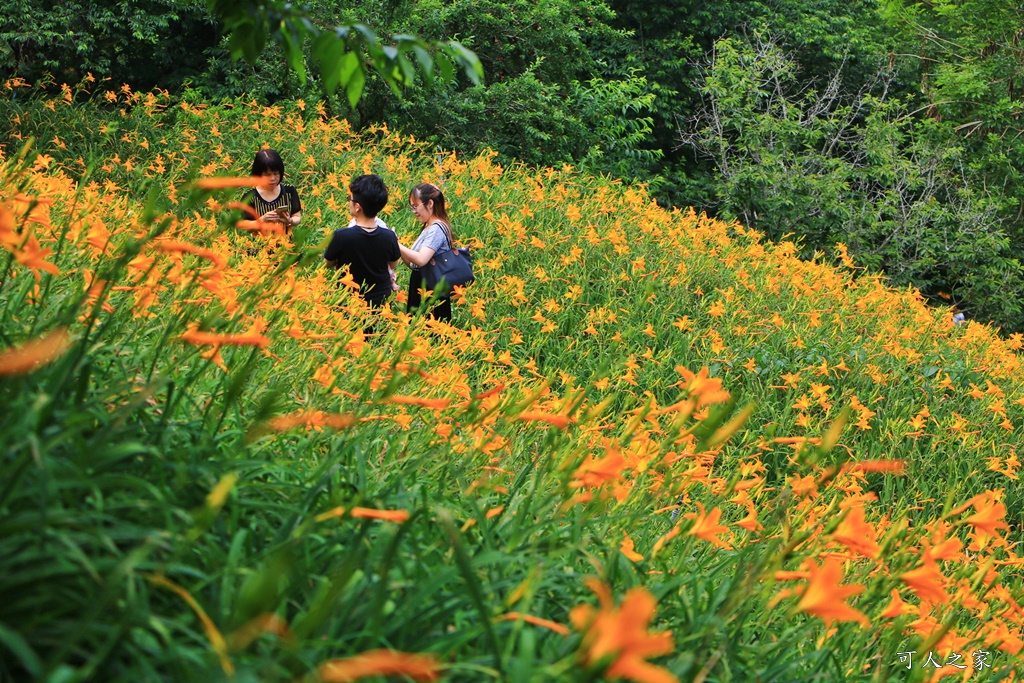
xmin=324 ymin=175 xmax=401 ymax=307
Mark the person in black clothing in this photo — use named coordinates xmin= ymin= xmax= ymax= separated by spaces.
xmin=239 ymin=149 xmax=302 ymax=236
xmin=324 ymin=174 xmax=401 ymax=308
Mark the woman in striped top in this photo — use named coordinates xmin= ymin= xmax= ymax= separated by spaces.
xmin=240 ymin=149 xmax=302 ymax=236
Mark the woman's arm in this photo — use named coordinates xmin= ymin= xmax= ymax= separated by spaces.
xmin=400 ymin=243 xmax=435 ymax=267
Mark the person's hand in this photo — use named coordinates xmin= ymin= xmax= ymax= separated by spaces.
xmin=261 ymin=209 xmax=285 ymax=223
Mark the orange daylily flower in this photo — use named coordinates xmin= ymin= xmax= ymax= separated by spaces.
xmin=497 ymin=612 xmax=570 ymax=636
xmin=923 ymin=536 xmax=963 ymax=563
xmin=572 ymin=446 xmax=627 ymax=489
xmin=193 ymin=176 xmax=261 ymax=189
xmin=318 ymin=649 xmax=441 ymax=682
xmin=0 ymin=327 xmax=72 ymax=375
xmin=516 ymin=411 xmax=571 ymax=429
xmin=673 ymin=365 xmax=731 ymax=407
xmin=830 ymin=506 xmax=881 ymax=559
xmin=472 ymin=383 xmax=506 ymax=400
xmin=569 ymin=578 xmax=678 ymax=683
xmin=879 ymin=588 xmax=911 ymax=619
xmin=224 ymin=201 xmax=259 ymax=218
xmin=265 ymin=410 xmax=356 ymax=432
xmin=620 ymin=533 xmax=645 ymax=562
xmin=963 ymin=491 xmax=1010 ymax=538
xmin=684 ymin=503 xmax=732 ymax=549
xmin=315 ymin=507 xmax=411 ymax=524
xmin=735 ymin=505 xmax=763 ymax=533
xmin=14 ymin=236 xmax=61 ymax=280
xmin=900 ymin=559 xmax=950 ymax=604
xmin=795 ymin=558 xmax=870 ymax=628
xmin=386 ymin=395 xmax=451 ymax=410
xmin=840 ymin=459 xmax=906 ymax=474
xmin=227 ymin=613 xmax=291 ymax=650
xmin=157 ymin=240 xmax=227 ymax=272
xmin=180 ymin=326 xmax=270 ymax=348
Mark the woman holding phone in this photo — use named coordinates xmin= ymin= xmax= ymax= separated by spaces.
xmin=240 ymin=149 xmax=302 ymax=235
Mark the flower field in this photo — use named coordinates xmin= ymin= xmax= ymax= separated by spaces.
xmin=1 ymin=82 xmax=1023 ymax=682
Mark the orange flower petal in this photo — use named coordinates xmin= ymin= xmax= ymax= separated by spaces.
xmin=193 ymin=176 xmax=261 ymax=189
xmin=318 ymin=649 xmax=440 ymax=682
xmin=0 ymin=328 xmax=71 ymax=375
xmin=498 ymin=612 xmax=570 ymax=636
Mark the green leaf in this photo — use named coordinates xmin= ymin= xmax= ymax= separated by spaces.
xmin=346 ymin=65 xmax=366 ymax=109
xmin=412 ymin=45 xmax=435 ymax=85
xmin=396 ymin=53 xmax=416 ymax=86
xmin=0 ymin=622 xmax=42 ymax=676
xmin=448 ymin=41 xmax=484 ymax=84
xmin=338 ymin=50 xmax=360 ymax=90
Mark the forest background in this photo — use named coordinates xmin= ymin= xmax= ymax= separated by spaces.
xmin=3 ymin=0 xmax=1024 ymax=331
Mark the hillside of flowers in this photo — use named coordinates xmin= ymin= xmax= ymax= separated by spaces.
xmin=1 ymin=81 xmax=1023 ymax=682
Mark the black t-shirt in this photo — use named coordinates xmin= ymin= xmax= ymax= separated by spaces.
xmin=324 ymin=225 xmax=401 ymax=303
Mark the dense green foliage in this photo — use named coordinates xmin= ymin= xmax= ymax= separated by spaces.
xmin=3 ymin=3 xmax=1024 ymax=315
xmin=680 ymin=35 xmax=1024 ymax=328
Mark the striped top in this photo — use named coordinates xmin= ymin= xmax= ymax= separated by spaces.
xmin=241 ymin=185 xmax=302 ymax=233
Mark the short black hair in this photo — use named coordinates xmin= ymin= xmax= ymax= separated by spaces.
xmin=251 ymin=149 xmax=285 ymax=178
xmin=350 ymin=174 xmax=389 ymax=218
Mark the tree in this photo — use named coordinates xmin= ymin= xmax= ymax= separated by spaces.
xmin=0 ymin=0 xmax=218 ymax=89
xmin=208 ymin=0 xmax=483 ymax=107
xmin=0 ymin=0 xmax=482 ymax=107
xmin=882 ymin=0 xmax=1024 ymax=239
xmin=599 ymin=0 xmax=899 ymax=207
xmin=680 ymin=34 xmax=1024 ymax=328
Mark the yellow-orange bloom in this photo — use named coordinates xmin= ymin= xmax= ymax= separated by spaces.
xmin=735 ymin=505 xmax=763 ymax=533
xmin=497 ymin=612 xmax=570 ymax=636
xmin=830 ymin=506 xmax=880 ymax=559
xmin=673 ymin=365 xmax=730 ymax=407
xmin=180 ymin=326 xmax=270 ymax=348
xmin=516 ymin=411 xmax=571 ymax=429
xmin=900 ymin=559 xmax=950 ymax=604
xmin=620 ymin=533 xmax=645 ymax=562
xmin=386 ymin=395 xmax=451 ymax=410
xmin=0 ymin=327 xmax=71 ymax=375
xmin=14 ymin=236 xmax=60 ymax=281
xmin=840 ymin=459 xmax=906 ymax=474
xmin=964 ymin=491 xmax=1010 ymax=538
xmin=572 ymin=445 xmax=627 ymax=489
xmin=684 ymin=503 xmax=732 ymax=549
xmin=879 ymin=589 xmax=911 ymax=619
xmin=318 ymin=649 xmax=441 ymax=682
xmin=796 ymin=558 xmax=870 ymax=628
xmin=193 ymin=176 xmax=261 ymax=189
xmin=569 ymin=578 xmax=678 ymax=683
xmin=157 ymin=240 xmax=227 ymax=272
xmin=315 ymin=507 xmax=411 ymax=524
xmin=265 ymin=410 xmax=357 ymax=432
xmin=227 ymin=613 xmax=291 ymax=651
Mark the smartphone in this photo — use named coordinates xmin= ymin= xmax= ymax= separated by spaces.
xmin=275 ymin=207 xmax=290 ymax=219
